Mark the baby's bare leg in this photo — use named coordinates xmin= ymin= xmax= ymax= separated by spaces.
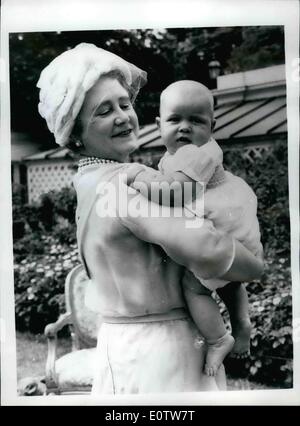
xmin=183 ymin=274 xmax=234 ymax=376
xmin=217 ymin=282 xmax=251 ymax=358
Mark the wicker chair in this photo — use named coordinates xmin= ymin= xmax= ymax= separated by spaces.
xmin=44 ymin=264 xmax=102 ymax=395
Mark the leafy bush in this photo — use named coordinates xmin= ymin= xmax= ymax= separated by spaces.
xmin=221 ymin=140 xmax=292 ymax=387
xmin=13 ymin=186 xmax=78 ymax=332
xmin=14 ymin=235 xmax=79 ymax=333
xmin=12 ymin=184 xmax=36 ymax=239
xmin=30 ymin=187 xmax=77 ymax=231
xmin=247 ymin=254 xmax=292 ymax=387
xmin=51 ymin=218 xmax=77 ymax=245
xmin=12 ymin=184 xmax=77 ymax=234
xmin=223 ymin=140 xmax=290 ymax=255
xmin=41 ymin=187 xmax=77 ymax=224
xmin=14 ymin=231 xmax=49 ymax=261
xmin=221 ymin=253 xmax=292 ymax=388
xmin=12 ymin=184 xmax=27 ymax=220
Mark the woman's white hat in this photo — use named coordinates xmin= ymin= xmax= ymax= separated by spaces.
xmin=37 ymin=43 xmax=147 ymax=146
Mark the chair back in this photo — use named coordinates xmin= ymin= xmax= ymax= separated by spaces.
xmin=65 ymin=264 xmax=102 ymax=349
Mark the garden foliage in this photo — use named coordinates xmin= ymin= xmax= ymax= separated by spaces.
xmin=13 ymin=186 xmax=78 ymax=332
xmin=222 ymin=140 xmax=292 ymax=387
xmin=13 ymin=140 xmax=292 ymax=386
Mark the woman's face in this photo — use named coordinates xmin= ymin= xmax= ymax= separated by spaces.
xmin=79 ymin=77 xmax=139 ymax=161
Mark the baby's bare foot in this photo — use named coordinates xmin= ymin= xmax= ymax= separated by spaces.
xmin=205 ymin=333 xmax=235 ymax=376
xmin=230 ymin=319 xmax=251 ymax=359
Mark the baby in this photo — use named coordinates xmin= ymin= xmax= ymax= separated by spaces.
xmin=128 ymin=80 xmax=263 ymax=376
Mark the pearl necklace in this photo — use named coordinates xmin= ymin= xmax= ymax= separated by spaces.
xmin=78 ymin=156 xmax=119 ymax=172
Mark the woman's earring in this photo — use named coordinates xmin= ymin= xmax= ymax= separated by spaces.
xmin=75 ymin=140 xmax=83 ymax=148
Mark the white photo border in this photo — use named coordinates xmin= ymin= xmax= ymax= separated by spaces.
xmin=1 ymin=0 xmax=299 ymax=406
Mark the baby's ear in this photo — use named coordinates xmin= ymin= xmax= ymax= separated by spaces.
xmin=155 ymin=116 xmax=161 ymax=130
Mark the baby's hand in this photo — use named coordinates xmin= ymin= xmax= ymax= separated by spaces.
xmin=125 ymin=164 xmax=146 ymax=187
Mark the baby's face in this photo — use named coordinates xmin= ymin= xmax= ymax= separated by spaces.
xmin=157 ymin=84 xmax=215 ymax=155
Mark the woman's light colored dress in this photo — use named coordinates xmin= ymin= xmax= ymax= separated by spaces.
xmin=73 ymin=162 xmax=234 ymax=393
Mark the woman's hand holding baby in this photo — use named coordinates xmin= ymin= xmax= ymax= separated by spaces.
xmin=125 ymin=164 xmax=148 ymax=187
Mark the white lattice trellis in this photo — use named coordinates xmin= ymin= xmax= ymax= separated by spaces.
xmin=240 ymin=144 xmax=275 ymax=164
xmin=27 ymin=160 xmax=76 ymax=203
xmin=25 ymin=142 xmax=282 ymax=203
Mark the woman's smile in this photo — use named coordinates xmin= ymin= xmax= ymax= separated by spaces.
xmin=112 ymin=128 xmax=133 ymax=138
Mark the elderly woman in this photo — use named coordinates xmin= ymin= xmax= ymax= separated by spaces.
xmin=37 ymin=43 xmax=263 ymax=394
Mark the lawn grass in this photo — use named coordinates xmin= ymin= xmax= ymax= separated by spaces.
xmin=16 ymin=332 xmax=275 ymax=391
xmin=16 ymin=331 xmax=72 ymax=380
